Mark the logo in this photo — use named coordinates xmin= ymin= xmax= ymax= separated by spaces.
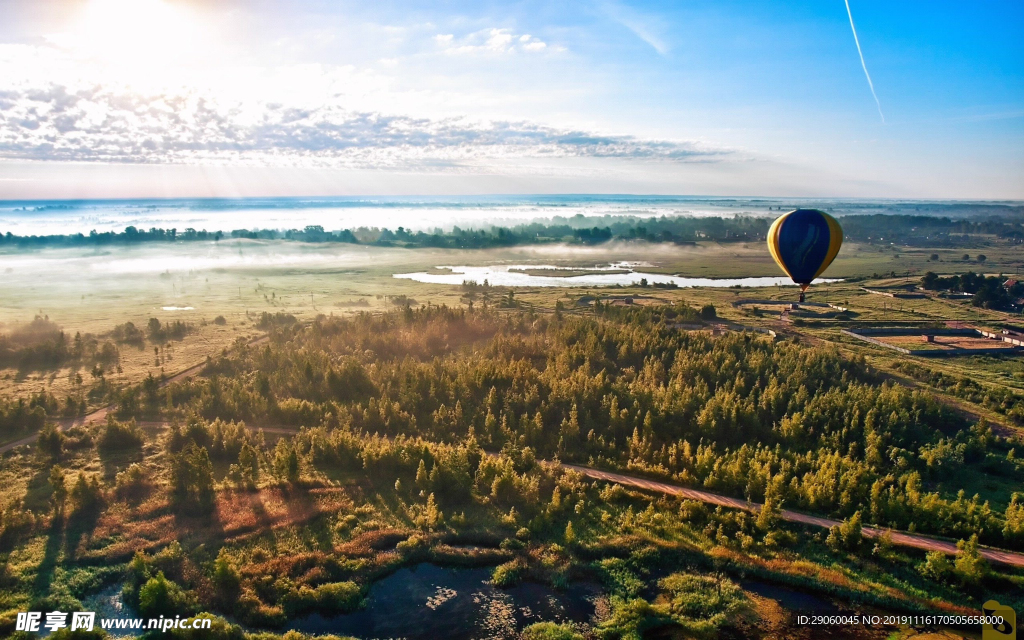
xmin=16 ymin=611 xmax=95 ymax=632
xmin=983 ymin=600 xmax=1017 ymax=640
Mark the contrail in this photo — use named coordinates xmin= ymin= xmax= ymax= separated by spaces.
xmin=844 ymin=0 xmax=884 ymax=123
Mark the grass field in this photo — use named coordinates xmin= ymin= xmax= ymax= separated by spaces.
xmin=2 ymin=237 xmax=1021 ymax=329
xmin=2 ymin=237 xmax=1022 ymax=429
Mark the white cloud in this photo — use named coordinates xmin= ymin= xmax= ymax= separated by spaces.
xmin=0 ymin=83 xmax=730 ymax=168
xmin=435 ymin=28 xmax=555 ymax=55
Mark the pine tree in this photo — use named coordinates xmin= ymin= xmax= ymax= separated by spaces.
xmin=424 ymin=493 xmax=442 ymax=530
xmin=238 ymin=441 xmax=260 ymax=487
xmin=212 ymin=549 xmax=241 ymax=604
xmin=171 ymin=444 xmax=216 ymax=513
xmin=71 ymin=472 xmax=103 ymax=513
xmin=49 ymin=465 xmax=67 ymax=514
xmin=415 ymin=459 xmax=430 ymax=491
xmin=1004 ymin=493 xmax=1024 ymax=543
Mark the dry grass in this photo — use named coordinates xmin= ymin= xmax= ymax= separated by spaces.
xmin=0 ymin=321 xmax=256 ymax=405
xmin=71 ymin=483 xmax=354 ymax=565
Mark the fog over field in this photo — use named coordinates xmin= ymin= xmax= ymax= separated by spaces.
xmin=2 ymin=195 xmax=1021 ymax=333
xmin=2 ymin=196 xmax=1021 ymax=236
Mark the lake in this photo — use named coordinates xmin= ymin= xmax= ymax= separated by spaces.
xmin=394 ymin=264 xmax=839 ymax=288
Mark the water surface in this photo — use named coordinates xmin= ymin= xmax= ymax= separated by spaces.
xmin=288 ymin=563 xmax=602 ymax=640
xmin=394 ymin=264 xmax=840 ymax=288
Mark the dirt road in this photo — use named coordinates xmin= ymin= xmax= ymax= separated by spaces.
xmin=558 ymin=462 xmax=1024 ymax=568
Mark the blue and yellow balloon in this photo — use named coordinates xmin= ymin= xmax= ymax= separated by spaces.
xmin=767 ymin=209 xmax=843 ymax=302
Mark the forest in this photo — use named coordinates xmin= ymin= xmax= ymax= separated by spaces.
xmin=2 ymin=305 xmax=1023 ymax=639
xmin=2 ymin=213 xmax=1022 ymax=250
xmin=131 ymin=306 xmax=1022 ymax=548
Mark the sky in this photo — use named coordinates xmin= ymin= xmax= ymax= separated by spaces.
xmin=0 ymin=0 xmax=1021 ymax=199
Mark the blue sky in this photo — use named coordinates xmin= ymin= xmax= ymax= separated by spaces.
xmin=0 ymin=0 xmax=1021 ymax=198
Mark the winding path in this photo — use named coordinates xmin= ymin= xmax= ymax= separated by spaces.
xmin=557 ymin=462 xmax=1024 ymax=568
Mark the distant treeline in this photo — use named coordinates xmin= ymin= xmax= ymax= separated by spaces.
xmin=841 ymin=215 xmax=1024 ymax=247
xmin=2 ymin=214 xmax=1022 ymax=249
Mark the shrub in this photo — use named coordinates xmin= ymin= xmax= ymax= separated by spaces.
xmin=500 ymin=537 xmax=524 ymax=551
xmin=826 ymin=511 xmax=863 ymax=552
xmin=212 ymin=550 xmax=241 ymax=604
xmin=315 ymin=582 xmax=361 ymax=612
xmin=281 ymin=582 xmax=361 ymax=616
xmin=598 ymin=597 xmax=669 ymax=640
xmin=599 ymin=483 xmax=627 ymax=503
xmin=257 ymin=312 xmax=297 ymax=330
xmin=953 ymin=534 xmax=987 ymax=585
xmin=491 ymin=559 xmax=526 ymax=587
xmin=396 ymin=534 xmax=428 ymax=553
xmin=98 ymin=417 xmax=144 ymax=451
xmin=115 ymin=463 xmax=152 ymax=502
xmin=62 ymin=425 xmax=93 ymax=450
xmin=138 ymin=571 xmax=194 ymax=618
xmin=522 ymin=622 xmax=583 ymax=640
xmin=37 ymin=423 xmax=65 ymax=460
xmin=658 ymin=572 xmax=746 ymax=628
xmin=70 ymin=473 xmax=104 ymax=514
xmin=919 ymin=550 xmax=954 ymax=582
xmin=111 ymin=321 xmax=146 ymax=346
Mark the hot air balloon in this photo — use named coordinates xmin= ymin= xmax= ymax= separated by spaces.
xmin=767 ymin=209 xmax=843 ymax=303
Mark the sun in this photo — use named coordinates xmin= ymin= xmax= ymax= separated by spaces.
xmin=52 ymin=0 xmax=210 ymax=86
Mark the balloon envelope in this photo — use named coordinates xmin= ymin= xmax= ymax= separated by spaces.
xmin=767 ymin=209 xmax=843 ymax=287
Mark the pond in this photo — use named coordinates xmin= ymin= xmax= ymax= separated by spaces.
xmin=740 ymin=580 xmax=847 ymax=615
xmin=393 ymin=264 xmax=840 ymax=288
xmin=77 ymin=583 xmax=139 ymax=638
xmin=288 ymin=563 xmax=604 ymax=640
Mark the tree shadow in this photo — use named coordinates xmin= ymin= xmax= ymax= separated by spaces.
xmin=243 ymin=490 xmax=283 ymax=556
xmin=63 ymin=506 xmax=102 ymax=561
xmin=283 ymin=485 xmax=332 ymax=551
xmin=250 ymin=491 xmax=274 ymax=530
xmin=171 ymin=498 xmax=227 ymax=549
xmin=98 ymin=446 xmax=144 ymax=482
xmin=32 ymin=517 xmax=64 ymax=598
xmin=22 ymin=466 xmax=55 ymax=513
xmin=220 ymin=486 xmax=275 ymax=536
